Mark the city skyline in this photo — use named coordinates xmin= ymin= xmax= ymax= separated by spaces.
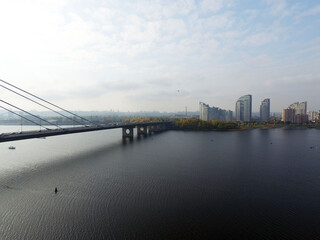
xmin=0 ymin=0 xmax=319 ymax=112
xmin=0 ymin=89 xmax=317 ymax=116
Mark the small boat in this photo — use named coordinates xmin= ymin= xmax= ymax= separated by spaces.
xmin=8 ymin=146 xmax=16 ymax=150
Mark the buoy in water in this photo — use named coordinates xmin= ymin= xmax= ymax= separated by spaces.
xmin=55 ymin=187 xmax=58 ymax=193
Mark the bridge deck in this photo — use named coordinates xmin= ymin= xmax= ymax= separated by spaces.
xmin=0 ymin=122 xmax=171 ymax=143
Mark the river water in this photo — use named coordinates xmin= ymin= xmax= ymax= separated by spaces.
xmin=0 ymin=126 xmax=320 ymax=239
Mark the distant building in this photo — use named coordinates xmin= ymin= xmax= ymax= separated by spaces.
xmin=199 ymin=102 xmax=209 ymax=120
xmin=288 ymin=102 xmax=307 ymax=115
xmin=282 ymin=108 xmax=296 ymax=123
xmin=295 ymin=114 xmax=308 ymax=124
xmin=282 ymin=101 xmax=308 ymax=124
xmin=307 ymin=111 xmax=317 ymax=121
xmin=260 ymin=98 xmax=270 ymax=122
xmin=199 ymin=102 xmax=233 ymax=121
xmin=225 ymin=110 xmax=233 ymax=121
xmin=235 ymin=95 xmax=252 ymax=122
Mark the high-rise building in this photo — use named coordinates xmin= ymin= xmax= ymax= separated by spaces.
xmin=307 ymin=111 xmax=317 ymax=121
xmin=282 ymin=101 xmax=308 ymax=124
xmin=235 ymin=95 xmax=252 ymax=122
xmin=282 ymin=108 xmax=296 ymax=123
xmin=260 ymin=98 xmax=270 ymax=122
xmin=199 ymin=102 xmax=209 ymax=120
xmin=199 ymin=102 xmax=233 ymax=121
xmin=235 ymin=101 xmax=242 ymax=121
xmin=225 ymin=110 xmax=233 ymax=121
xmin=288 ymin=102 xmax=307 ymax=115
xmin=295 ymin=114 xmax=308 ymax=124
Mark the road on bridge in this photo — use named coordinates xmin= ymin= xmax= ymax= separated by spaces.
xmin=0 ymin=121 xmax=172 ymax=143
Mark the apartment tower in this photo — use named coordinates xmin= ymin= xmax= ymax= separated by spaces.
xmin=260 ymin=98 xmax=270 ymax=122
xmin=235 ymin=95 xmax=252 ymax=122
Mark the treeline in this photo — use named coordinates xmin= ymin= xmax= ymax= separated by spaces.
xmin=173 ymin=118 xmax=239 ymax=131
xmin=122 ymin=117 xmax=239 ymax=130
xmin=121 ymin=116 xmax=320 ymax=131
xmin=123 ymin=117 xmax=170 ymax=123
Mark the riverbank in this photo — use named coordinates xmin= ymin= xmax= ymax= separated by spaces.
xmin=171 ymin=118 xmax=320 ymax=131
xmin=172 ymin=118 xmax=239 ymax=131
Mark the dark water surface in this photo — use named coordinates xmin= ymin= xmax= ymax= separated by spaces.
xmin=0 ymin=127 xmax=320 ymax=239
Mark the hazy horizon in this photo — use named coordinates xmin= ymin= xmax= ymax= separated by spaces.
xmin=0 ymin=0 xmax=319 ymax=112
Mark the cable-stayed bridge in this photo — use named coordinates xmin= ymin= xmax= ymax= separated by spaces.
xmin=0 ymin=79 xmax=171 ymax=143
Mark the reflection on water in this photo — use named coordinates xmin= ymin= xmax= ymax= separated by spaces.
xmin=0 ymin=127 xmax=320 ymax=239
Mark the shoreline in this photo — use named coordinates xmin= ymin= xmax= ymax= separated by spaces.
xmin=172 ymin=125 xmax=320 ymax=132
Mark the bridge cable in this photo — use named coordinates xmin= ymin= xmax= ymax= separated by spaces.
xmin=0 ymin=79 xmax=100 ymax=127
xmin=0 ymin=105 xmax=51 ymax=130
xmin=0 ymin=100 xmax=63 ymax=130
xmin=0 ymin=83 xmax=86 ymax=126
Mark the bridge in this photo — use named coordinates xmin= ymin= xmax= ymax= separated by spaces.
xmin=0 ymin=79 xmax=172 ymax=142
xmin=0 ymin=121 xmax=172 ymax=143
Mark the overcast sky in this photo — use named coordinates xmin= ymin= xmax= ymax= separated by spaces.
xmin=0 ymin=0 xmax=319 ymax=113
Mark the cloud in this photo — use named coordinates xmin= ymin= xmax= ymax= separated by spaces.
xmin=0 ymin=0 xmax=319 ymax=112
xmin=265 ymin=0 xmax=287 ymax=16
xmin=281 ymin=74 xmax=320 ymax=84
xmin=300 ymin=4 xmax=320 ymax=17
xmin=200 ymin=0 xmax=232 ymax=13
xmin=128 ymin=0 xmax=196 ymax=20
xmin=205 ymin=12 xmax=234 ymax=30
xmin=130 ymin=89 xmax=189 ymax=102
xmin=241 ymin=32 xmax=278 ymax=46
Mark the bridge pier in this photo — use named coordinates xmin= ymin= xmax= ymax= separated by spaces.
xmin=122 ymin=127 xmax=134 ymax=139
xmin=137 ymin=126 xmax=148 ymax=136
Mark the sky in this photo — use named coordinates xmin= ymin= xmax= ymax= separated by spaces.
xmin=0 ymin=0 xmax=319 ymax=113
